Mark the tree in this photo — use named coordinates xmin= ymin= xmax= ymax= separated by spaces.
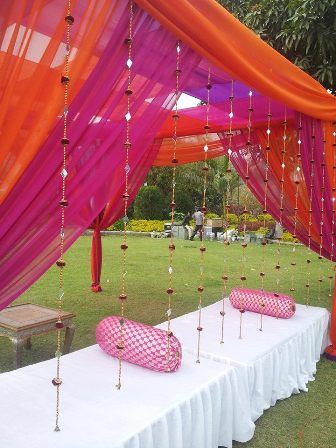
xmin=219 ymin=0 xmax=336 ymax=91
xmin=133 ymin=186 xmax=165 ymax=219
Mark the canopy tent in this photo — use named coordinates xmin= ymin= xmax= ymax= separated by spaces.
xmin=0 ymin=0 xmax=336 ymax=356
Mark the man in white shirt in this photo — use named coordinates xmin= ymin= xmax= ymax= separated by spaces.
xmin=190 ymin=208 xmax=204 ymax=241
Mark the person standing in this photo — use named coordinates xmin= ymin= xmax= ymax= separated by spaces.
xmin=182 ymin=211 xmax=193 ymax=239
xmin=190 ymin=208 xmax=204 ymax=241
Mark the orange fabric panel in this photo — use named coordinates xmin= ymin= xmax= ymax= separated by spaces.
xmin=136 ymin=0 xmax=336 ymax=121
xmin=0 ymin=0 xmax=115 ymax=204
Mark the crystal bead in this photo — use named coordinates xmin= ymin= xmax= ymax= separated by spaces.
xmin=61 ymin=168 xmax=68 ymax=179
xmin=55 ymin=350 xmax=62 ymax=358
xmin=60 ymin=230 xmax=65 ymax=239
xmin=63 ymin=106 xmax=69 ymax=116
xmin=229 ymin=112 xmax=233 ymax=119
xmin=176 ymin=44 xmax=181 ymax=53
xmin=203 ymin=144 xmax=208 ymax=152
xmin=122 ymin=215 xmax=129 ymax=223
xmin=228 ymin=148 xmax=232 ymax=155
xmin=168 ymin=266 xmax=173 ymax=274
xmin=198 ymin=304 xmax=202 ymax=310
xmin=126 ymin=58 xmax=132 ymax=68
xmin=166 ymin=308 xmax=172 ymax=317
xmin=54 ymin=426 xmax=61 ymax=432
xmin=124 ymin=164 xmax=130 ymax=174
xmin=52 ymin=377 xmax=62 ymax=386
xmin=283 ymin=135 xmax=287 ymax=140
xmin=59 ymin=289 xmax=64 ymax=299
xmin=298 ymin=139 xmax=301 ymax=144
xmin=125 ymin=112 xmax=131 ymax=121
xmin=296 ymin=166 xmax=300 ymax=171
xmin=266 ymin=129 xmax=271 ymax=135
xmin=249 ymin=90 xmax=253 ymax=97
xmin=119 ymin=318 xmax=125 ymax=326
xmin=281 ymin=163 xmax=285 ymax=168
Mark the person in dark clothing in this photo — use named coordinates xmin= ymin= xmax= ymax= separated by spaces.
xmin=182 ymin=211 xmax=193 ymax=239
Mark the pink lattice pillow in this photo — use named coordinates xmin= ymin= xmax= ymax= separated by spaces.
xmin=96 ymin=316 xmax=182 ymax=372
xmin=229 ymin=287 xmax=295 ymax=319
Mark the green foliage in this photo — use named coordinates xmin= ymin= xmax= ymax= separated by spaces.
xmin=133 ymin=186 xmax=165 ymax=220
xmin=108 ymin=220 xmax=165 ymax=232
xmin=256 ymin=226 xmax=268 ymax=236
xmin=257 ymin=213 xmax=275 ymax=223
xmin=219 ymin=0 xmax=336 ymax=90
xmin=205 ymin=213 xmax=220 ymax=219
xmin=282 ymin=231 xmax=298 ymax=242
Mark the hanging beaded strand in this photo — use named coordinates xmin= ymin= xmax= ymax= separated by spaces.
xmin=220 ymin=180 xmax=231 ymax=344
xmin=305 ymin=121 xmax=315 ymax=306
xmin=317 ymin=127 xmax=327 ymax=301
xmin=330 ymin=123 xmax=336 ymax=298
xmin=290 ymin=115 xmax=302 ymax=296
xmin=196 ymin=68 xmax=211 ymax=362
xmin=166 ymin=41 xmax=181 ymax=369
xmin=116 ymin=0 xmax=134 ymax=390
xmin=53 ymin=2 xmax=74 ymax=432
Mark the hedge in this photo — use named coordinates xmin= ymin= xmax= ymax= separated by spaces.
xmin=108 ymin=220 xmax=165 ymax=232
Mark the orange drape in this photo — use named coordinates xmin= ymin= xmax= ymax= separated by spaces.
xmin=136 ymin=0 xmax=336 ymax=121
xmin=0 ymin=0 xmax=117 ymax=204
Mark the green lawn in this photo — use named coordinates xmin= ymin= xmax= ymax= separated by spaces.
xmin=1 ymin=235 xmax=335 ymax=447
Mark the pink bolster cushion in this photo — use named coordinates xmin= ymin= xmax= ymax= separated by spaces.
xmin=229 ymin=287 xmax=296 ymax=319
xmin=96 ymin=316 xmax=182 ymax=372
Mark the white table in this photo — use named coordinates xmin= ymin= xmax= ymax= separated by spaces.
xmin=158 ymin=299 xmax=330 ymax=422
xmin=0 ymin=345 xmax=254 ymax=448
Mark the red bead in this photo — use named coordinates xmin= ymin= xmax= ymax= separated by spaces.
xmin=172 ymin=113 xmax=179 ymax=120
xmin=241 ymin=242 xmax=247 ymax=248
xmin=242 ymin=208 xmax=249 ymax=215
xmin=52 ymin=377 xmax=62 ymax=386
xmin=166 ymin=287 xmax=174 ymax=295
xmin=201 ymin=206 xmax=207 ymax=213
xmin=169 ymin=243 xmax=175 ymax=251
xmin=206 ymin=83 xmax=212 ymax=90
xmin=170 ymin=202 xmax=176 ymax=209
xmin=290 ymin=288 xmax=295 ymax=292
xmin=116 ymin=343 xmax=124 ymax=350
xmin=56 ymin=259 xmax=66 ymax=267
xmin=240 ymin=276 xmax=246 ymax=281
xmin=200 ymin=247 xmax=206 ymax=252
xmin=291 ymin=262 xmax=296 ymax=266
xmin=222 ymin=275 xmax=228 ymax=281
xmin=61 ymin=75 xmax=70 ymax=85
xmin=125 ymin=88 xmax=133 ymax=96
xmin=220 ymin=311 xmax=226 ymax=316
xmin=261 ymin=240 xmax=267 ymax=246
xmin=245 ymin=176 xmax=250 ymax=180
xmin=266 ymin=145 xmax=271 ymax=151
xmin=124 ymin=37 xmax=132 ymax=45
xmin=167 ymin=330 xmax=174 ymax=337
xmin=122 ymin=192 xmax=129 ymax=200
xmin=274 ymin=293 xmax=279 ymax=297
xmin=204 ymin=124 xmax=210 ymax=130
xmin=65 ymin=15 xmax=74 ymax=25
xmin=239 ymin=308 xmax=245 ymax=314
xmin=61 ymin=137 xmax=69 ymax=145
xmin=318 ymin=255 xmax=323 ymax=260
xmin=171 ymin=158 xmax=178 ymax=164
xmin=124 ymin=141 xmax=131 ymax=149
xmin=202 ymin=166 xmax=209 ymax=172
xmin=55 ymin=321 xmax=64 ymax=329
xmin=59 ymin=199 xmax=68 ymax=207
xmin=275 ymin=264 xmax=280 ymax=270
xmin=120 ymin=244 xmax=128 ymax=250
xmin=260 ymin=272 xmax=265 ymax=277
xmin=175 ymin=69 xmax=182 ymax=75
xmin=197 ymin=286 xmax=204 ymax=292
xmin=119 ymin=293 xmax=127 ymax=301
xmin=226 ymin=168 xmax=232 ymax=173
xmin=306 ymin=259 xmax=311 ymax=264
xmin=197 ymin=326 xmax=203 ymax=331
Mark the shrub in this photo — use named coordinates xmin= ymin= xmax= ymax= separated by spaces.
xmin=128 ymin=220 xmax=165 ymax=232
xmin=205 ymin=213 xmax=220 ymax=219
xmin=257 ymin=213 xmax=275 ymax=223
xmin=256 ymin=226 xmax=268 ymax=236
xmin=227 ymin=213 xmax=238 ymax=224
xmin=282 ymin=231 xmax=298 ymax=243
xmin=133 ymin=186 xmax=165 ymax=220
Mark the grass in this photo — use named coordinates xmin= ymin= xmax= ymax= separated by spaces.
xmin=1 ymin=235 xmax=335 ymax=447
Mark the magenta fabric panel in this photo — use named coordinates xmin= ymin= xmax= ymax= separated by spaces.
xmin=0 ymin=2 xmax=201 ymax=309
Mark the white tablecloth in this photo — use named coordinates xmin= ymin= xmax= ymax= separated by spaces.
xmin=0 ymin=345 xmax=254 ymax=448
xmin=158 ymin=299 xmax=330 ymax=421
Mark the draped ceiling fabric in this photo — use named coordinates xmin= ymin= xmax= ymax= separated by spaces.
xmin=1 ymin=0 xmax=336 ymax=355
